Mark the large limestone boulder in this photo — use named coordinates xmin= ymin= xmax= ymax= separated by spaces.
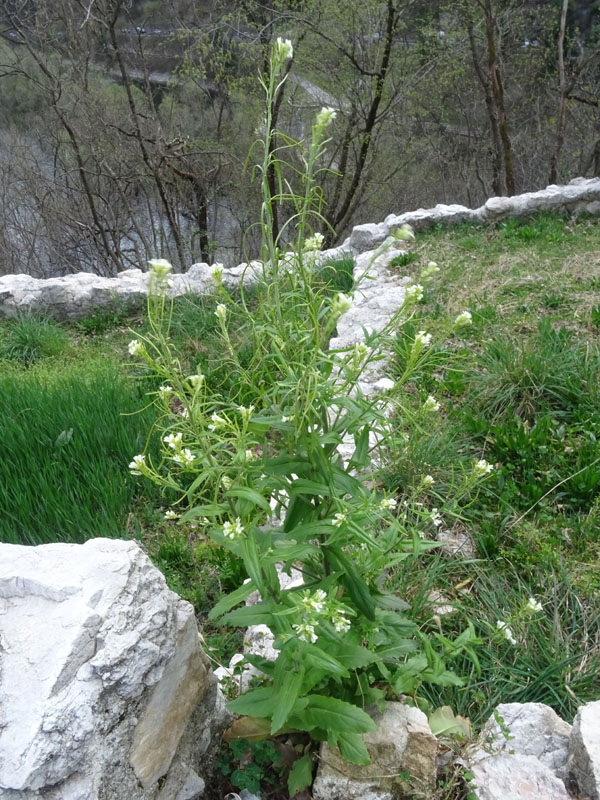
xmin=0 ymin=538 xmax=227 ymax=800
xmin=469 ymin=753 xmax=571 ymax=800
xmin=312 ymin=702 xmax=437 ymax=800
xmin=479 ymin=702 xmax=572 ymax=780
xmin=568 ymin=701 xmax=600 ymax=800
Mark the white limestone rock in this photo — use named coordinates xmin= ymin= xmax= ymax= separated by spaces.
xmin=469 ymin=754 xmax=570 ymax=800
xmin=312 ymin=702 xmax=437 ymax=800
xmin=0 ymin=538 xmax=227 ymax=800
xmin=349 ymin=223 xmax=389 ymax=253
xmin=384 ymin=203 xmax=482 ymax=232
xmin=478 ymin=702 xmax=572 ymax=780
xmin=568 ymin=701 xmax=600 ymax=800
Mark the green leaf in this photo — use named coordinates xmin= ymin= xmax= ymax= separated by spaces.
xmin=287 ymin=754 xmax=314 ymax=797
xmin=271 ymin=657 xmax=305 ymax=734
xmin=335 ymin=644 xmax=379 ymax=669
xmin=220 ymin=602 xmax=276 ymax=627
xmin=225 ymin=486 xmax=272 ymax=515
xmin=227 ymin=687 xmax=276 ymax=718
xmin=349 ymin=425 xmax=370 ymax=468
xmin=208 ymin=580 xmax=257 ymax=621
xmin=428 ymin=706 xmax=472 ymax=739
xmin=289 ymin=479 xmax=331 ymax=496
xmin=240 ymin=535 xmax=264 ymax=594
xmin=325 ymin=547 xmax=376 ymax=620
xmin=294 ymin=695 xmax=376 ymax=734
xmin=242 ymin=654 xmax=275 ymax=675
xmin=375 ymin=640 xmax=419 ymax=661
xmin=337 ymin=731 xmax=371 ymax=765
xmin=283 ymin=495 xmax=313 ymax=532
xmin=305 ymin=644 xmax=350 ymax=678
xmin=181 ymin=502 xmax=227 ymax=521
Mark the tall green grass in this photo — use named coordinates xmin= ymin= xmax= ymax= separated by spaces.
xmin=0 ymin=358 xmax=160 ymax=544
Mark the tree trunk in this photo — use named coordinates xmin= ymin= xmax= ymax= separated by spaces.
xmin=549 ymin=0 xmax=569 ymax=185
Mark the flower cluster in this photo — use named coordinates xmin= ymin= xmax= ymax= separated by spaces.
xmin=128 ymin=339 xmax=144 ymax=356
xmin=188 ymin=374 xmax=205 ymax=389
xmin=392 ymin=224 xmax=415 ymax=241
xmin=405 ymin=283 xmax=424 ymax=303
xmin=148 ymin=258 xmax=172 ymax=296
xmin=423 ymin=395 xmax=440 ymax=413
xmin=413 ymin=330 xmax=432 ymax=351
xmin=215 ymin=304 xmax=227 ymax=323
xmin=454 ymin=310 xmax=473 ymax=328
xmin=292 ymin=589 xmax=351 ymax=643
xmin=496 ymin=620 xmax=517 ymax=645
xmin=304 ymin=232 xmax=325 ymax=251
xmin=274 ymin=37 xmax=293 ymax=62
xmin=473 ymin=459 xmax=493 ymax=476
xmin=163 ymin=432 xmax=183 ymax=450
xmin=332 ymin=292 xmax=352 ymax=316
xmin=430 ymin=507 xmax=443 ymax=527
xmin=223 ymin=517 xmax=245 ymax=540
xmin=210 ymin=264 xmax=223 ymax=284
xmin=380 ymin=496 xmax=397 ymax=511
xmin=421 ymin=261 xmax=440 ymax=280
xmin=173 ymin=448 xmax=194 ymax=467
xmin=315 ymin=107 xmax=336 ymax=128
xmin=128 ymin=454 xmax=146 ymax=475
xmin=525 ymin=597 xmax=543 ymax=614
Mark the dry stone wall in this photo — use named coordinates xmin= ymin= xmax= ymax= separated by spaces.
xmin=1 ymin=177 xmax=599 ymax=321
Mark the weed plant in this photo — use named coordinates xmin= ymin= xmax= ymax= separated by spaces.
xmin=128 ymin=38 xmax=488 ymax=790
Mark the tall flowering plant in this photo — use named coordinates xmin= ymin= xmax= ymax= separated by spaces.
xmin=128 ymin=39 xmax=487 ymax=781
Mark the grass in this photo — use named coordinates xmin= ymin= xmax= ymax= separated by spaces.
xmin=0 ymin=357 xmax=162 ymax=543
xmin=381 ymin=211 xmax=600 ymax=726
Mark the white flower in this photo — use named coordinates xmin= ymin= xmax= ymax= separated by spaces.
xmin=209 ymin=412 xmax=226 ymax=431
xmin=188 ymin=374 xmax=205 ymax=389
xmin=333 ymin=512 xmax=347 ymax=527
xmin=148 ymin=258 xmax=172 ymax=274
xmin=430 ymin=507 xmax=443 ymax=527
xmin=422 ymin=474 xmax=435 ymax=488
xmin=148 ymin=259 xmax=172 ymax=295
xmin=281 ymin=415 xmax=293 ymax=423
xmin=223 ymin=517 xmax=245 ymax=540
xmin=405 ymin=283 xmax=424 ymax=302
xmin=380 ymin=496 xmax=397 ymax=510
xmin=129 ymin=454 xmax=146 ymax=475
xmin=392 ymin=224 xmax=415 ymax=241
xmin=301 ymin=590 xmax=327 ymax=614
xmin=332 ymin=292 xmax=352 ymax=316
xmin=210 ymin=264 xmax=223 ymax=284
xmin=238 ymin=404 xmax=255 ymax=422
xmin=414 ymin=330 xmax=432 ymax=350
xmin=353 ymin=342 xmax=368 ymax=359
xmin=474 ymin=459 xmax=493 ymax=476
xmin=275 ymin=37 xmax=293 ymax=61
xmin=173 ymin=447 xmax=194 ymax=467
xmin=423 ymin=395 xmax=440 ymax=413
xmin=333 ymin=615 xmax=351 ymax=633
xmin=454 ymin=310 xmax=473 ymax=328
xmin=304 ymin=232 xmax=325 ymax=251
xmin=496 ymin=620 xmax=517 ymax=645
xmin=128 ymin=339 xmax=144 ymax=356
xmin=315 ymin=107 xmax=336 ymax=128
xmin=525 ymin=597 xmax=543 ymax=614
xmin=245 ymin=449 xmax=259 ymax=462
xmin=158 ymin=384 xmax=172 ymax=399
xmin=180 ymin=407 xmax=190 ymax=419
xmin=421 ymin=261 xmax=440 ymax=279
xmin=215 ymin=304 xmax=227 ymax=322
xmin=164 ymin=509 xmax=179 ymax=520
xmin=293 ymin=622 xmax=317 ymax=643
xmin=163 ymin=432 xmax=183 ymax=450
xmin=221 ymin=475 xmax=232 ymax=490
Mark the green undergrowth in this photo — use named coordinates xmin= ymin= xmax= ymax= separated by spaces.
xmin=380 ymin=211 xmax=600 ymax=725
